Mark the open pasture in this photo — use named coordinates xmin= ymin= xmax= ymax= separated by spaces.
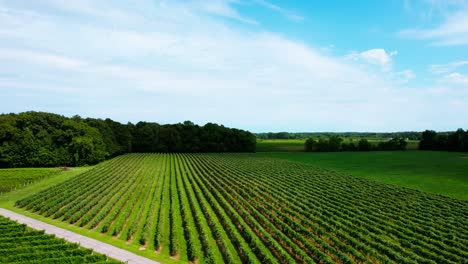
xmin=15 ymin=153 xmax=468 ymax=264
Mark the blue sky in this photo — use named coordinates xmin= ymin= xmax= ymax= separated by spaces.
xmin=0 ymin=0 xmax=467 ymax=132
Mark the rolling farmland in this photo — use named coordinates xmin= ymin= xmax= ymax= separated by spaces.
xmin=0 ymin=215 xmax=120 ymax=263
xmin=15 ymin=153 xmax=468 ymax=263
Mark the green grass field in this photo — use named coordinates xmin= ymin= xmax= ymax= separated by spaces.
xmin=10 ymin=153 xmax=468 ymax=264
xmin=0 ymin=168 xmax=63 ymax=194
xmin=256 ymin=139 xmax=306 ymax=152
xmin=259 ymin=151 xmax=468 ymax=200
xmin=256 ymin=138 xmax=419 ymax=152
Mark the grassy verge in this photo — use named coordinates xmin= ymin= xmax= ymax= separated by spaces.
xmin=258 ymin=151 xmax=468 ymax=200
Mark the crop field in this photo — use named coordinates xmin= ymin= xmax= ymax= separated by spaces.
xmin=0 ymin=168 xmax=62 ymax=194
xmin=0 ymin=215 xmax=120 ymax=263
xmin=261 ymin=151 xmax=468 ymax=200
xmin=15 ymin=153 xmax=468 ymax=263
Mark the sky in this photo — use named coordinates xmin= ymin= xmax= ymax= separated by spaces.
xmin=0 ymin=0 xmax=467 ymax=132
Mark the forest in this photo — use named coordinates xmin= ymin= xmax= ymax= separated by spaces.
xmin=0 ymin=112 xmax=256 ymax=167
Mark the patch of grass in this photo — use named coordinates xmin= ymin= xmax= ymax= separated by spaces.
xmin=258 ymin=151 xmax=468 ymax=200
xmin=256 ymin=139 xmax=305 ymax=152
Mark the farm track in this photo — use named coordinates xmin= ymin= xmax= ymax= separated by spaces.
xmin=0 ymin=208 xmax=157 ymax=264
xmin=15 ymin=153 xmax=468 ymax=263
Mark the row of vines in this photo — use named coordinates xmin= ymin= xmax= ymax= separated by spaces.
xmin=15 ymin=153 xmax=468 ymax=263
xmin=0 ymin=215 xmax=120 ymax=263
xmin=0 ymin=168 xmax=61 ymax=194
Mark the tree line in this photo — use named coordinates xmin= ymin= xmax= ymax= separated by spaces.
xmin=0 ymin=112 xmax=256 ymax=167
xmin=419 ymin=129 xmax=468 ymax=152
xmin=257 ymin=131 xmax=421 ymax=140
xmin=305 ymin=136 xmax=407 ymax=152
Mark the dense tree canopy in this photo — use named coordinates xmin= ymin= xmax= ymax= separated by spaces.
xmin=0 ymin=112 xmax=256 ymax=167
xmin=419 ymin=129 xmax=468 ymax=152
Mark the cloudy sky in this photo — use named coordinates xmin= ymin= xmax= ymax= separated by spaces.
xmin=0 ymin=0 xmax=467 ymax=132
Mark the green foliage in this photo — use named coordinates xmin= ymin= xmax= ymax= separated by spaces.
xmin=0 ymin=111 xmax=256 ymax=167
xmin=377 ymin=137 xmax=407 ymax=150
xmin=0 ymin=168 xmax=60 ymax=193
xmin=420 ymin=129 xmax=468 ymax=152
xmin=256 ymin=139 xmax=305 ymax=152
xmin=257 ymin=138 xmax=421 ymax=152
xmin=358 ymin=138 xmax=372 ymax=151
xmin=259 ymin=151 xmax=468 ymax=200
xmin=0 ymin=112 xmax=109 ymax=167
xmin=305 ymin=136 xmax=408 ymax=152
xmin=131 ymin=121 xmax=256 ymax=153
xmin=0 ymin=216 xmax=120 ymax=263
xmin=256 ymin=131 xmax=422 ymax=140
xmin=16 ymin=154 xmax=468 ymax=263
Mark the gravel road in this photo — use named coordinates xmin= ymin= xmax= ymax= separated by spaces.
xmin=0 ymin=208 xmax=161 ymax=264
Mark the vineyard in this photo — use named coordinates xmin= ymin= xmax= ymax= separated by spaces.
xmin=0 ymin=168 xmax=61 ymax=194
xmin=0 ymin=215 xmax=120 ymax=263
xmin=15 ymin=153 xmax=468 ymax=263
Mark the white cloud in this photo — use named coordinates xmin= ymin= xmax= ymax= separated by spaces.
xmin=190 ymin=0 xmax=258 ymax=25
xmin=400 ymin=8 xmax=468 ymax=46
xmin=0 ymin=48 xmax=86 ymax=69
xmin=442 ymin=72 xmax=468 ymax=85
xmin=346 ymin=49 xmax=398 ymax=72
xmin=392 ymin=69 xmax=416 ymax=84
xmin=429 ymin=60 xmax=468 ymax=74
xmin=254 ymin=0 xmax=304 ymax=21
xmin=0 ymin=0 xmax=466 ymax=131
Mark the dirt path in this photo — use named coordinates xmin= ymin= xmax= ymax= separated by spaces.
xmin=0 ymin=208 xmax=161 ymax=264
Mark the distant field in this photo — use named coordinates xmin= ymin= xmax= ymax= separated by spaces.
xmin=0 ymin=215 xmax=119 ymax=263
xmin=256 ymin=138 xmax=419 ymax=152
xmin=14 ymin=153 xmax=468 ymax=263
xmin=0 ymin=168 xmax=62 ymax=193
xmin=260 ymin=151 xmax=468 ymax=200
xmin=256 ymin=139 xmax=305 ymax=152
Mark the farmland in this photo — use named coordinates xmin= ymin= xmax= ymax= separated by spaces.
xmin=256 ymin=139 xmax=306 ymax=152
xmin=0 ymin=168 xmax=62 ymax=194
xmin=15 ymin=153 xmax=468 ymax=263
xmin=0 ymin=215 xmax=120 ymax=263
xmin=260 ymin=151 xmax=468 ymax=200
xmin=256 ymin=139 xmax=419 ymax=152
